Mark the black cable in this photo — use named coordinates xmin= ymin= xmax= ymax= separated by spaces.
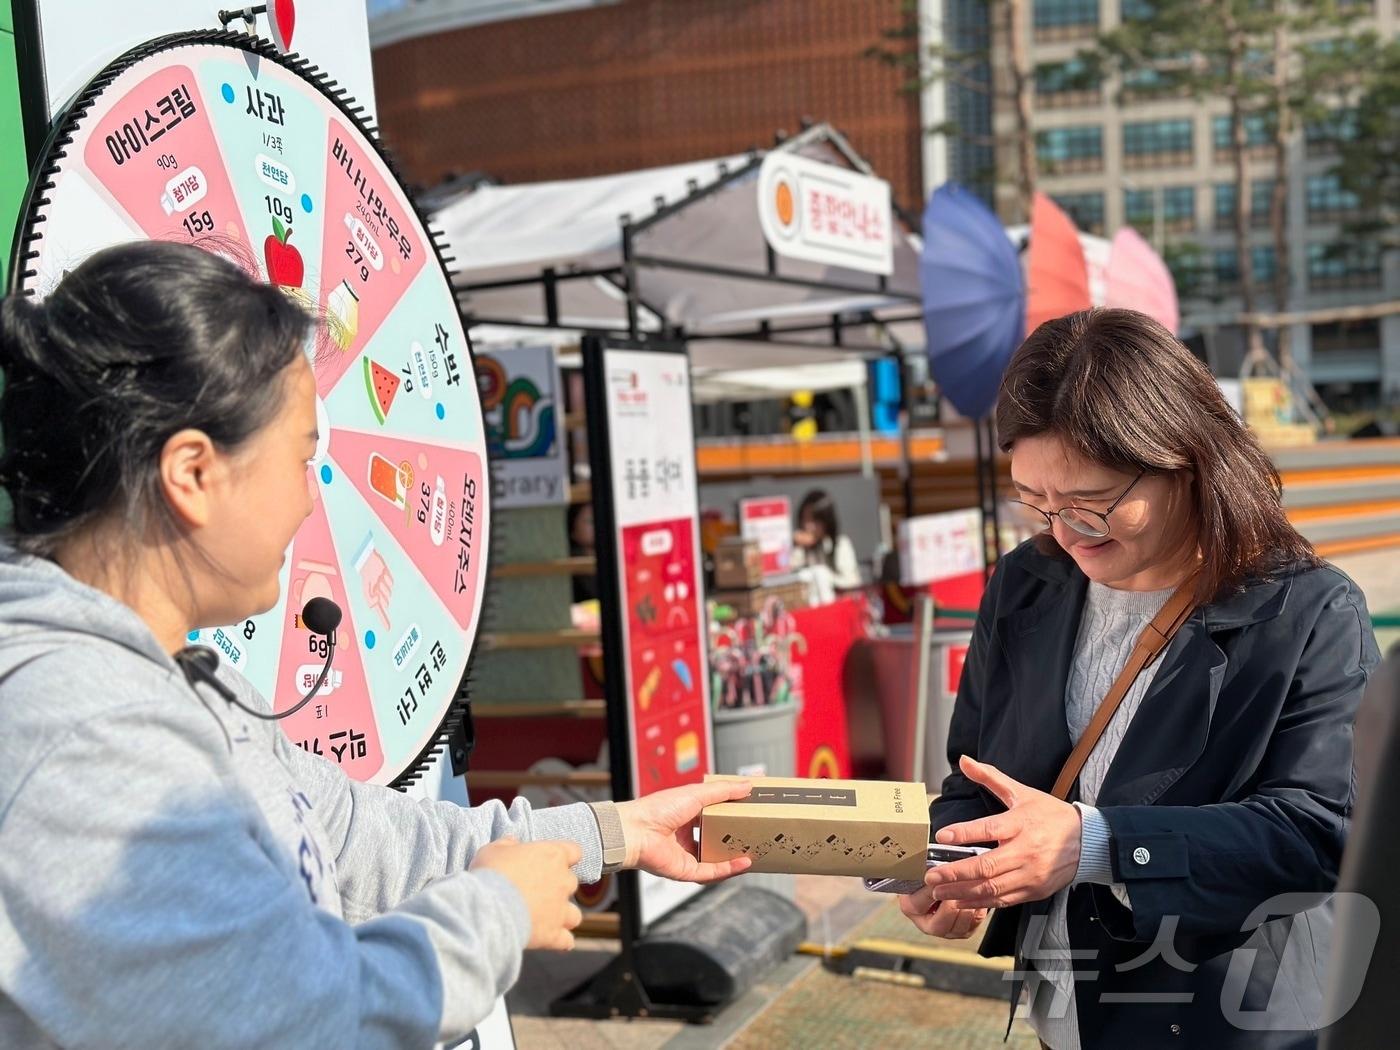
xmin=175 ymin=598 xmax=342 ymax=721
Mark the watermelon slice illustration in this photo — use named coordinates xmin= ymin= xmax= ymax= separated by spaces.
xmin=363 ymin=357 xmax=400 ymax=424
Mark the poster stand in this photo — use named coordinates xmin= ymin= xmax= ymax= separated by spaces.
xmin=551 ymin=334 xmax=715 ymax=1023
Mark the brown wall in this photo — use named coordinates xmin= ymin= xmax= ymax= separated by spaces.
xmin=372 ymin=0 xmax=923 ymax=209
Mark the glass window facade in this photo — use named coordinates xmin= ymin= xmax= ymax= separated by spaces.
xmin=1037 ymin=125 xmax=1104 ymax=172
xmin=1123 ymin=119 xmax=1194 ymax=168
xmin=1214 ymin=179 xmax=1275 ymax=229
xmin=1213 ymin=113 xmax=1274 ymax=151
xmin=1308 ymin=242 xmax=1382 ymax=290
xmin=1051 ymin=192 xmax=1106 ymax=234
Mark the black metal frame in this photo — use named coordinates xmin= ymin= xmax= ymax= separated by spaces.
xmin=9 ymin=0 xmax=48 ymax=162
xmin=552 ymin=334 xmax=714 ymax=1023
xmin=972 ymin=416 xmax=1003 ymax=576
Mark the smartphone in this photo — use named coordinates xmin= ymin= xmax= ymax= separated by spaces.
xmin=862 ymin=843 xmax=989 ymax=894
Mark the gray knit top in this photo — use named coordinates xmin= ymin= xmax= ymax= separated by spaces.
xmin=1026 ymin=580 xmax=1176 ymax=1050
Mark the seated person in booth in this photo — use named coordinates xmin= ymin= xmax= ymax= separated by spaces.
xmin=901 ymin=309 xmax=1378 ymax=1049
xmin=0 ymin=242 xmax=751 ymax=1050
xmin=791 ymin=488 xmax=862 ymax=593
xmin=568 ymin=501 xmax=598 ymax=604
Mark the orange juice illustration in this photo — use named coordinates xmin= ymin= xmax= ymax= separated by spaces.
xmin=368 ymin=452 xmax=405 ymax=509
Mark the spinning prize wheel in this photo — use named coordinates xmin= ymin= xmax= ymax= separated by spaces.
xmin=10 ymin=32 xmax=491 ymax=786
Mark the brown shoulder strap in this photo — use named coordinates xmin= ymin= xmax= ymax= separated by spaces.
xmin=1049 ymin=574 xmax=1200 ymax=800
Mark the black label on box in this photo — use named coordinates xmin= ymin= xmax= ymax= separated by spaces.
xmin=734 ymin=787 xmax=858 ymax=807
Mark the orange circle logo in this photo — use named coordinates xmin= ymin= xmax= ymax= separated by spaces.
xmin=775 ymin=180 xmax=795 ymax=227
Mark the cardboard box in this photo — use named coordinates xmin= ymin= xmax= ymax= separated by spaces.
xmin=699 ymin=775 xmax=930 ymax=880
xmin=714 ymin=538 xmax=763 ymax=589
xmin=709 ymin=579 xmax=810 ymax=617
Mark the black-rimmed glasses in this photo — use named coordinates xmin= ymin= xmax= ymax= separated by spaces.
xmin=1009 ymin=470 xmax=1146 ymax=539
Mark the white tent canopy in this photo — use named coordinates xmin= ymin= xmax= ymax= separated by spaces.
xmin=430 ymin=125 xmax=925 ymax=359
xmin=690 ymin=358 xmax=868 ymax=404
xmin=431 ymin=126 xmax=911 ymax=476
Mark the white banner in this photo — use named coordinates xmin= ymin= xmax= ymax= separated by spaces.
xmin=739 ymin=496 xmax=793 ymax=575
xmin=898 ymin=509 xmax=983 ymax=587
xmin=757 ymin=151 xmax=894 ymax=276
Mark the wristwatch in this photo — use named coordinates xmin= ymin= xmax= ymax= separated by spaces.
xmin=588 ymin=801 xmax=628 ymax=875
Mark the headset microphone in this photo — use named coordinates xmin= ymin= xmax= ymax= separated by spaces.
xmin=299 ymin=596 xmax=342 ymax=637
xmin=175 ymin=599 xmax=342 ymax=721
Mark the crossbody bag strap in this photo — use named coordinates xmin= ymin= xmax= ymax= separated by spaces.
xmin=1049 ymin=573 xmax=1200 ymax=801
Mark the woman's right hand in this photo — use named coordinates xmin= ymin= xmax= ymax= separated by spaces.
xmin=897 ymin=884 xmax=988 ymax=940
xmin=470 ymin=838 xmax=583 ymax=950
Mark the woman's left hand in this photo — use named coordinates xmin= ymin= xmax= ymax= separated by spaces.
xmin=616 ymin=779 xmax=754 ymax=883
xmin=922 ymin=755 xmax=1081 ymax=909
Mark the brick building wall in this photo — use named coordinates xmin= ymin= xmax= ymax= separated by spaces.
xmin=371 ymin=0 xmax=923 ymax=209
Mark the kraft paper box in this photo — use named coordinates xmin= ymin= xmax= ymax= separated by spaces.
xmin=699 ymin=775 xmax=930 ymax=880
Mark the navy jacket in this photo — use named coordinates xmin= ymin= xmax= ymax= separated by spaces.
xmin=931 ymin=541 xmax=1379 ymax=1049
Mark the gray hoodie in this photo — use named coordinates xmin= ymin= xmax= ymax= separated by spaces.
xmin=0 ymin=545 xmax=604 ymax=1049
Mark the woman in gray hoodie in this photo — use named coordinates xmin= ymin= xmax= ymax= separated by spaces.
xmin=0 ymin=241 xmax=751 ymax=1050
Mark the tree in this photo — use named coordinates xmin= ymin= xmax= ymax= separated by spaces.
xmin=867 ymin=0 xmax=1037 ymax=222
xmin=1329 ymin=35 xmax=1400 ymax=253
xmin=1089 ymin=0 xmax=1372 ymax=363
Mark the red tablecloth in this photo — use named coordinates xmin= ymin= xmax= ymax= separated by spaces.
xmin=787 ymin=596 xmax=868 ymax=779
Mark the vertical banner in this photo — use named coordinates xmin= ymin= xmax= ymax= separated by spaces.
xmin=739 ymin=496 xmax=793 ymax=576
xmin=585 ymin=337 xmax=713 ymax=930
xmin=477 ymin=345 xmax=569 ymax=508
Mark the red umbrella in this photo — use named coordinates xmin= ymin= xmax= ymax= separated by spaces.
xmin=1106 ymin=227 xmax=1180 ymax=335
xmin=1025 ymin=192 xmax=1091 ymax=336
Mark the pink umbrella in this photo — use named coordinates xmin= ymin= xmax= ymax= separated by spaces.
xmin=1106 ymin=227 xmax=1180 ymax=335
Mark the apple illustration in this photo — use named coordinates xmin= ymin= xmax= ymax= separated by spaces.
xmin=264 ymin=217 xmax=304 ymax=288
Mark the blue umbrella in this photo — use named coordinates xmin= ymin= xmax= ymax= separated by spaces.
xmin=920 ymin=184 xmax=1026 ymax=420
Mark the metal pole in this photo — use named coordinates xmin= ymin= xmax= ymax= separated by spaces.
xmin=620 ymin=219 xmax=639 ymax=340
xmin=854 ymin=378 xmax=874 ymax=479
xmin=985 ymin=416 xmax=1003 ymax=566
xmin=973 ymin=414 xmax=986 ymax=558
xmin=910 ymin=595 xmax=935 ymax=787
xmin=897 ymin=350 xmax=915 ymax=519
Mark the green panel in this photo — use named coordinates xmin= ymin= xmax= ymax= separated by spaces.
xmin=0 ymin=26 xmax=27 ymax=288
xmin=470 ymin=505 xmax=584 ymax=702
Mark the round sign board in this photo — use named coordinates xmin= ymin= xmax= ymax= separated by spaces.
xmin=11 ymin=31 xmax=491 ymax=786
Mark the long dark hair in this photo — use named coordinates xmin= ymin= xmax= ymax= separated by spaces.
xmin=797 ymin=489 xmax=842 ymax=544
xmin=995 ymin=308 xmax=1318 ymax=600
xmin=0 ymin=240 xmax=313 ymax=556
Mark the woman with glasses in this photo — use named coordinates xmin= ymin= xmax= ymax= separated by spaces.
xmin=900 ymin=309 xmax=1378 ymax=1049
